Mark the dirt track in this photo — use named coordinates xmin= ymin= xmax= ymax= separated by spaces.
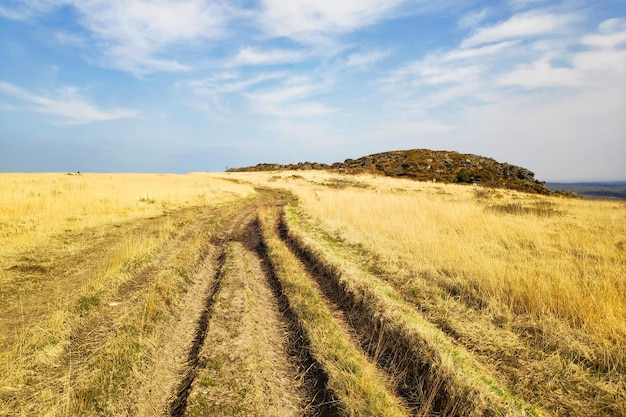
xmin=3 ymin=191 xmax=410 ymax=416
xmin=140 ymin=192 xmax=407 ymax=416
xmin=167 ymin=194 xmax=348 ymax=416
xmin=168 ymin=202 xmax=311 ymax=416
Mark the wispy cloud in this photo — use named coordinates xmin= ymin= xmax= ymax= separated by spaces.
xmin=344 ymin=49 xmax=391 ymax=69
xmin=458 ymin=8 xmax=490 ymax=29
xmin=499 ymin=18 xmax=626 ymax=88
xmin=229 ymin=47 xmax=310 ymax=66
xmin=581 ymin=18 xmax=626 ymax=49
xmin=443 ymin=41 xmax=517 ymax=61
xmin=0 ymin=82 xmax=138 ymax=125
xmin=509 ymin=0 xmax=548 ymax=11
xmin=186 ymin=71 xmax=286 ymax=119
xmin=189 ymin=72 xmax=286 ymax=96
xmin=373 ymin=12 xmax=626 ymax=179
xmin=245 ymin=77 xmax=336 ymax=117
xmin=2 ymin=0 xmax=230 ymax=75
xmin=256 ymin=0 xmax=407 ymax=44
xmin=497 ymin=58 xmax=580 ymax=87
xmin=461 ymin=11 xmax=574 ymax=47
xmin=74 ymin=0 xmax=229 ymax=75
xmin=381 ymin=9 xmax=607 ymax=109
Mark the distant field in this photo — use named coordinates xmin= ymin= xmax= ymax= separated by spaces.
xmin=1 ymin=172 xmax=624 ymax=416
xmin=548 ymin=181 xmax=626 ymax=200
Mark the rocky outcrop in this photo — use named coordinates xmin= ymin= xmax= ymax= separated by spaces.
xmin=226 ymin=149 xmax=550 ymax=194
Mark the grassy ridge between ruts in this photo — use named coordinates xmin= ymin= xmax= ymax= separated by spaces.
xmin=279 ymin=203 xmax=543 ymax=417
xmin=259 ymin=206 xmax=410 ymax=417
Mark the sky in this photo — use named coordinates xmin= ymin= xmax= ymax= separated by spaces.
xmin=0 ymin=0 xmax=625 ymax=181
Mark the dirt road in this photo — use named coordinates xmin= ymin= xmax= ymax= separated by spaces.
xmin=2 ymin=191 xmax=411 ymax=416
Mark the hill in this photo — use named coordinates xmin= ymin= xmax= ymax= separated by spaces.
xmin=227 ymin=149 xmax=550 ymax=194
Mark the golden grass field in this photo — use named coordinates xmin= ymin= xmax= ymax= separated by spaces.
xmin=1 ymin=171 xmax=624 ymax=416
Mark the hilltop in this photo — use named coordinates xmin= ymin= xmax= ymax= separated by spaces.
xmin=227 ymin=149 xmax=550 ymax=194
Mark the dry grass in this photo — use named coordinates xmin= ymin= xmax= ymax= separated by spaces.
xmin=280 ymin=204 xmax=539 ymax=416
xmin=297 ymin=179 xmax=625 ymax=370
xmin=3 ymin=170 xmax=624 ymax=416
xmin=228 ymin=171 xmax=626 ymax=369
xmin=259 ymin=207 xmax=410 ymax=417
xmin=225 ymin=170 xmax=626 ymax=416
xmin=0 ymin=173 xmax=254 ymax=416
xmin=0 ymin=172 xmax=254 ymax=257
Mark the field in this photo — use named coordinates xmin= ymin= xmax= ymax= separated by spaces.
xmin=1 ymin=171 xmax=624 ymax=416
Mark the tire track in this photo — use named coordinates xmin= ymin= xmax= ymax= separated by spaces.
xmin=277 ymin=212 xmax=435 ymax=414
xmin=249 ymin=219 xmax=341 ymax=417
xmin=169 ymin=199 xmax=336 ymax=416
xmin=168 ymin=205 xmax=259 ymax=416
xmin=24 ymin=207 xmax=221 ymax=416
xmin=257 ymin=207 xmax=411 ymax=416
xmin=168 ymin=249 xmax=225 ymax=417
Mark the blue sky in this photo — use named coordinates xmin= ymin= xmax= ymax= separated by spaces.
xmin=1 ymin=0 xmax=625 ymax=181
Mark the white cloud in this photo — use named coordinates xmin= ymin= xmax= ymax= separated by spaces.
xmin=2 ymin=0 xmax=230 ymax=75
xmin=384 ymin=57 xmax=484 ymax=92
xmin=498 ymin=58 xmax=581 ymax=87
xmin=187 ymin=71 xmax=287 ymax=119
xmin=458 ymin=8 xmax=489 ymax=29
xmin=582 ymin=18 xmax=626 ymax=49
xmin=230 ymin=47 xmax=309 ymax=66
xmin=257 ymin=0 xmax=406 ymax=44
xmin=344 ymin=49 xmax=390 ymax=69
xmin=75 ymin=0 xmax=228 ymax=74
xmin=499 ymin=19 xmax=626 ymax=89
xmin=0 ymin=82 xmax=138 ymax=125
xmin=443 ymin=41 xmax=516 ymax=61
xmin=582 ymin=31 xmax=626 ymax=49
xmin=421 ymin=65 xmax=482 ymax=85
xmin=245 ymin=77 xmax=336 ymax=117
xmin=189 ymin=71 xmax=285 ymax=95
xmin=461 ymin=11 xmax=573 ymax=48
xmin=573 ymin=49 xmax=626 ymax=73
xmin=383 ymin=9 xmax=594 ymax=105
xmin=374 ymin=11 xmax=626 ymax=180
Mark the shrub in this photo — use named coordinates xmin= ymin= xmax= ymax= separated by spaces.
xmin=455 ymin=172 xmax=472 ymax=183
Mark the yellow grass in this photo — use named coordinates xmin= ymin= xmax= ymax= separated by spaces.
xmin=280 ymin=203 xmax=540 ymax=416
xmin=0 ymin=172 xmax=254 ymax=257
xmin=3 ymin=170 xmax=624 ymax=415
xmin=259 ymin=207 xmax=410 ymax=417
xmin=226 ymin=170 xmax=626 ymax=373
xmin=0 ymin=173 xmax=255 ymax=415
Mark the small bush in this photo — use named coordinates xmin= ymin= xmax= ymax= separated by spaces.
xmin=455 ymin=172 xmax=472 ymax=183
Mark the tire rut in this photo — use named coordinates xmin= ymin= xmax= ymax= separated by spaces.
xmin=169 ymin=199 xmax=335 ymax=417
xmin=168 ymin=249 xmax=226 ymax=417
xmin=277 ymin=212 xmax=425 ymax=413
xmin=168 ymin=205 xmax=259 ymax=416
xmin=250 ymin=218 xmax=341 ymax=417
